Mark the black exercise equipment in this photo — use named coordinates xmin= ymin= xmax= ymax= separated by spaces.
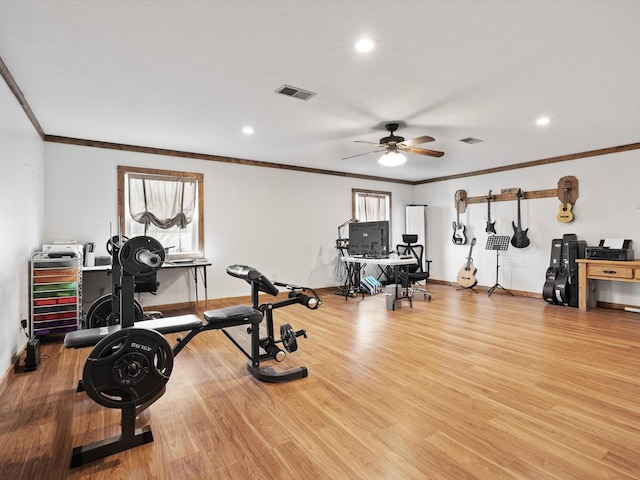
xmin=85 ymin=235 xmax=164 ymax=328
xmin=64 ymin=314 xmax=203 ymax=349
xmin=85 ymin=294 xmax=144 ymax=328
xmin=82 ymin=327 xmax=173 ymax=410
xmin=65 ymin=238 xmax=320 ymax=468
xmin=172 ymin=264 xmax=318 ymax=383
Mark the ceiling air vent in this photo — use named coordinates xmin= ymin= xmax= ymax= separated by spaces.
xmin=276 ymin=84 xmax=316 ymax=101
xmin=459 ymin=137 xmax=483 ymax=144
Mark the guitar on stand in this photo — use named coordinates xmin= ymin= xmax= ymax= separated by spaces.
xmin=457 ymin=237 xmax=478 ymax=292
xmin=485 ymin=190 xmax=497 ymax=234
xmin=510 ymin=188 xmax=530 ymax=249
xmin=557 ymin=180 xmax=574 ymax=223
xmin=452 ymin=193 xmax=467 ymax=245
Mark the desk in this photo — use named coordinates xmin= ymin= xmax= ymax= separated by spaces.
xmin=83 ymin=261 xmax=211 ymax=309
xmin=340 ymin=256 xmax=417 ymax=309
xmin=576 ymin=259 xmax=640 ymax=311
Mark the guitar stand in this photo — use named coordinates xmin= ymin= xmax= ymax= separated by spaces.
xmin=457 ymin=283 xmax=478 ymax=293
xmin=486 ymin=236 xmax=514 ymax=297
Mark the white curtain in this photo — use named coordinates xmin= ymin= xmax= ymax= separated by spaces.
xmin=128 ymin=174 xmax=197 ymax=230
xmin=356 ymin=193 xmax=389 ymax=222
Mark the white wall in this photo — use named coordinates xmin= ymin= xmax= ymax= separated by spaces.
xmin=44 ymin=142 xmax=415 ymax=308
xmin=0 ymin=80 xmax=45 ymax=375
xmin=416 ymin=151 xmax=640 ymax=306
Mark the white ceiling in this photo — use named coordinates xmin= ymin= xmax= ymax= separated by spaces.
xmin=1 ymin=1 xmax=639 ymax=182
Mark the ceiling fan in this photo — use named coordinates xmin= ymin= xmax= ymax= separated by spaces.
xmin=342 ymin=122 xmax=444 ymax=166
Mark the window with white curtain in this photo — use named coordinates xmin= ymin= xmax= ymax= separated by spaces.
xmin=118 ymin=166 xmax=204 ymax=259
xmin=352 ymin=188 xmax=392 ymax=223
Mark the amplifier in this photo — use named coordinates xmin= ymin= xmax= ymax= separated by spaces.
xmin=585 ymin=247 xmax=634 ymax=261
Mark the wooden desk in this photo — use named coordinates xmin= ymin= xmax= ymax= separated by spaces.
xmin=576 ymin=259 xmax=640 ymax=311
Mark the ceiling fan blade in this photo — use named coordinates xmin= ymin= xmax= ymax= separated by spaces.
xmin=401 ymin=146 xmax=445 ymax=158
xmin=341 ymin=149 xmax=385 ymax=160
xmin=400 ymin=135 xmax=435 ymax=147
xmin=354 ymin=140 xmax=383 ymax=146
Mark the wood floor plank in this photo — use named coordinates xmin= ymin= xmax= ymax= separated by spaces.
xmin=1 ymin=284 xmax=639 ymax=479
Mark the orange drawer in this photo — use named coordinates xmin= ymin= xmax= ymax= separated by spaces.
xmin=587 ymin=265 xmax=634 ymax=279
xmin=34 ymin=274 xmax=77 ymax=284
xmin=34 ymin=268 xmax=76 ymax=276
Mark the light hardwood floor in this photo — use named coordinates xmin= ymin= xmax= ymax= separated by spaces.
xmin=1 ymin=284 xmax=639 ymax=479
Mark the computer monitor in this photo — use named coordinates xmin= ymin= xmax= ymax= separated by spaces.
xmin=348 ymin=221 xmax=389 ymax=257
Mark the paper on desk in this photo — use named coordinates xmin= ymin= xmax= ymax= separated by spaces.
xmin=602 ymin=238 xmax=625 ymax=249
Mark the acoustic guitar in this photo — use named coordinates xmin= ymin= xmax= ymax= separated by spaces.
xmin=452 ymin=197 xmax=467 ymax=245
xmin=456 ymin=237 xmax=478 ymax=288
xmin=485 ymin=189 xmax=496 ymax=234
xmin=557 ymin=181 xmax=574 ymax=223
xmin=510 ymin=188 xmax=530 ymax=248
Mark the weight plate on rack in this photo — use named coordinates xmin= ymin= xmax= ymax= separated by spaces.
xmin=86 ymin=294 xmax=144 ymax=328
xmin=280 ymin=323 xmax=298 ymax=353
xmin=106 ymin=235 xmax=128 ymax=256
xmin=82 ymin=328 xmax=173 ymax=409
xmin=119 ymin=236 xmax=166 ymax=277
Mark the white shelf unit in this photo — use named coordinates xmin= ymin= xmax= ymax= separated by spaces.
xmin=31 ymin=253 xmax=82 ymax=337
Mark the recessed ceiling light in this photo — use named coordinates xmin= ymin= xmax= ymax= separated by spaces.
xmin=536 ymin=117 xmax=551 ymax=126
xmin=242 ymin=126 xmax=254 ymax=135
xmin=355 ymin=38 xmax=375 ymax=53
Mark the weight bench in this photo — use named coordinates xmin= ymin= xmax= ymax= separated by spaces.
xmin=65 ymin=255 xmax=319 ymax=469
xmin=64 ymin=314 xmax=203 ymax=349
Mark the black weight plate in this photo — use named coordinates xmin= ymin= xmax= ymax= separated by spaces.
xmin=106 ymin=235 xmax=128 ymax=256
xmin=86 ymin=294 xmax=143 ymax=328
xmin=280 ymin=323 xmax=298 ymax=353
xmin=119 ymin=236 xmax=166 ymax=277
xmin=82 ymin=328 xmax=173 ymax=409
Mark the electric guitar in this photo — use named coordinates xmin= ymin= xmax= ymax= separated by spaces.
xmin=556 ymin=181 xmax=574 ymax=223
xmin=485 ymin=189 xmax=496 ymax=234
xmin=452 ymin=196 xmax=467 ymax=245
xmin=456 ymin=237 xmax=478 ymax=288
xmin=510 ymin=188 xmax=530 ymax=248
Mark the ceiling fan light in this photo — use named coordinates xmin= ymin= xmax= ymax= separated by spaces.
xmin=378 ymin=151 xmax=407 ymax=167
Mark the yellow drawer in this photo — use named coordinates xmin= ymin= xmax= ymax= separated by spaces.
xmin=587 ymin=265 xmax=634 ymax=279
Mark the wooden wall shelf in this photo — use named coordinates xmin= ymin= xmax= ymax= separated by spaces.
xmin=466 ymin=188 xmax=557 ymax=204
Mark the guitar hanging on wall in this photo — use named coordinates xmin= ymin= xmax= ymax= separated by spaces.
xmin=485 ymin=189 xmax=497 ymax=234
xmin=511 ymin=188 xmax=530 ymax=248
xmin=456 ymin=237 xmax=478 ymax=288
xmin=452 ymin=195 xmax=467 ymax=245
xmin=556 ymin=180 xmax=574 ymax=223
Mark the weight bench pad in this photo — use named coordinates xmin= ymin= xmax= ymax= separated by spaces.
xmin=64 ymin=314 xmax=203 ymax=349
xmin=203 ymin=305 xmax=262 ymax=329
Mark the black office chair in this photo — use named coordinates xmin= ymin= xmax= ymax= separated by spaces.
xmin=396 ymin=234 xmax=432 ymax=301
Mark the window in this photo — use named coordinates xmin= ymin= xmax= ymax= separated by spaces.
xmin=352 ymin=188 xmax=392 ymax=223
xmin=117 ymin=166 xmax=204 ymax=259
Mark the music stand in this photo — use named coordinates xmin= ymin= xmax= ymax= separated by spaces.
xmin=486 ymin=236 xmax=514 ymax=297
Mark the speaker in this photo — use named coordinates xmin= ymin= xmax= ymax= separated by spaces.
xmin=25 ymin=337 xmax=41 ymax=372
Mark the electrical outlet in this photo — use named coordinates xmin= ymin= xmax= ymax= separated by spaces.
xmin=20 ymin=318 xmax=27 ymax=329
